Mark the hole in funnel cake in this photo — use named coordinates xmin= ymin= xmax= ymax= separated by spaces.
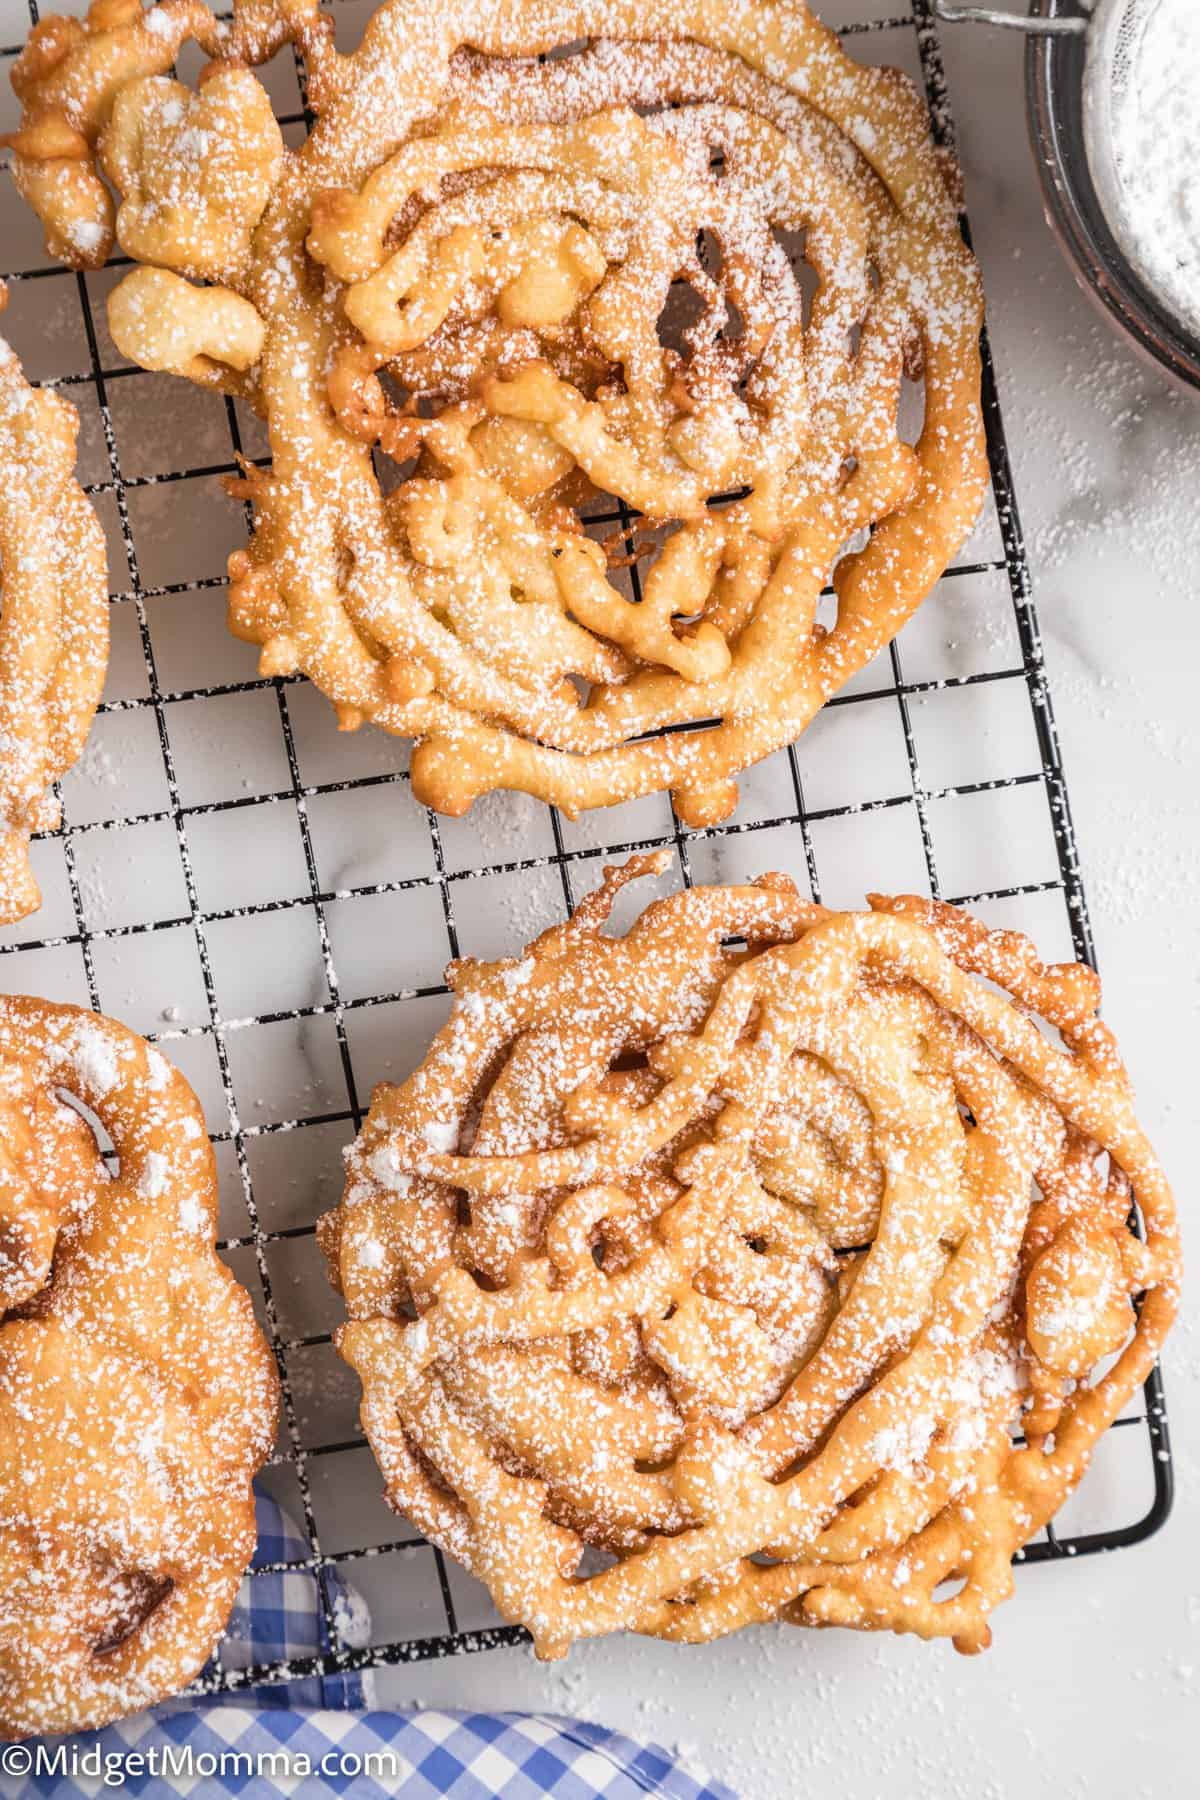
xmin=0 ymin=1219 xmax=33 ymax=1315
xmin=55 ymin=1085 xmax=119 ymax=1174
xmin=92 ymin=1571 xmax=176 ymax=1657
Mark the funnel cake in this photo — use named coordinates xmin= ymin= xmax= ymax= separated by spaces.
xmin=323 ymin=857 xmax=1179 ymax=1658
xmin=3 ymin=0 xmax=986 ymax=826
xmin=0 ymin=290 xmax=108 ymax=925
xmin=0 ymin=998 xmax=279 ymax=1739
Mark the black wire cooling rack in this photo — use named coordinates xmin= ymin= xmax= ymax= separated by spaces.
xmin=0 ymin=0 xmax=1173 ymax=1696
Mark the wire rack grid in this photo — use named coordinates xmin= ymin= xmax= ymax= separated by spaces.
xmin=0 ymin=0 xmax=1173 ymax=1697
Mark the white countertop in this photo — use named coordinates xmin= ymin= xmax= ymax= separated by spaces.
xmin=1 ymin=4 xmax=1195 ymax=1794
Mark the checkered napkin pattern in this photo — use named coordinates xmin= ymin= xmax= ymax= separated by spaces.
xmin=4 ymin=1492 xmax=739 ymax=1799
xmin=182 ymin=1491 xmax=371 ymax=1712
xmin=6 ymin=1711 xmax=738 ymax=1799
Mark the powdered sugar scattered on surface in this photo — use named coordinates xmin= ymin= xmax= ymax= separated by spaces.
xmin=999 ymin=320 xmax=1200 ymax=949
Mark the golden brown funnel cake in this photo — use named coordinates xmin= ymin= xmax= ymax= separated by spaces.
xmin=0 ymin=998 xmax=279 ymax=1738
xmin=3 ymin=0 xmax=987 ymax=825
xmin=0 ymin=287 xmax=108 ymax=925
xmin=322 ymin=856 xmax=1179 ymax=1658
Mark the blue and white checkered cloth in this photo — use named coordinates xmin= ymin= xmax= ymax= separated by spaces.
xmin=2 ymin=1494 xmax=738 ymax=1800
xmin=185 ymin=1491 xmax=371 ymax=1712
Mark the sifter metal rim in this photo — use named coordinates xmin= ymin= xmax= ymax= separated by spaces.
xmin=1024 ymin=0 xmax=1200 ymax=391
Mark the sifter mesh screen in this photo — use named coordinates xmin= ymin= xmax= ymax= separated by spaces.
xmin=1082 ymin=0 xmax=1200 ymax=340
xmin=1104 ymin=0 xmax=1157 ymax=104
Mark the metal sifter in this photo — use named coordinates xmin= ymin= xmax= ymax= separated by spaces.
xmin=933 ymin=0 xmax=1200 ymax=390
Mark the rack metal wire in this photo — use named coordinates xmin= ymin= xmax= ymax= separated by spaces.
xmin=0 ymin=0 xmax=1172 ymax=1697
